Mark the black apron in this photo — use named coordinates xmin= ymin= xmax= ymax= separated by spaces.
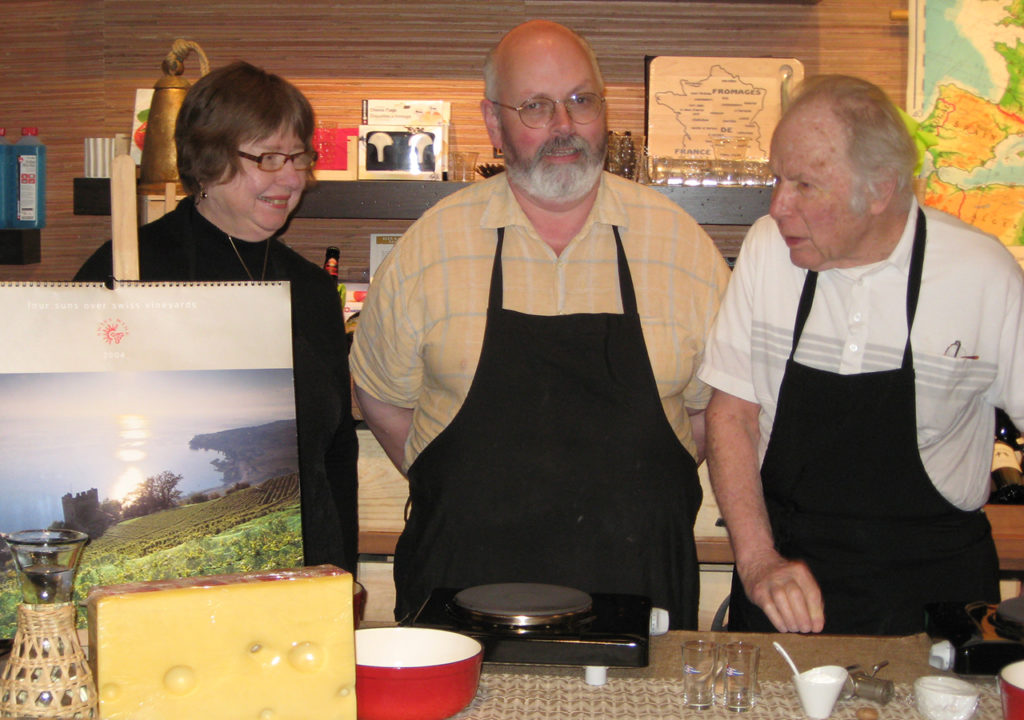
xmin=728 ymin=209 xmax=999 ymax=635
xmin=394 ymin=226 xmax=703 ymax=628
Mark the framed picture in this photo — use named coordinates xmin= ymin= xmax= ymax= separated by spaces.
xmin=358 ymin=125 xmax=445 ymax=180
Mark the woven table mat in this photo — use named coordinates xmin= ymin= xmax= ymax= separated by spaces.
xmin=454 ymin=675 xmax=1003 ymax=719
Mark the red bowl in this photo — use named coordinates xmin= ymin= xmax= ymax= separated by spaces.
xmin=355 ymin=627 xmax=483 ymax=720
xmin=1001 ymin=659 xmax=1024 ymax=719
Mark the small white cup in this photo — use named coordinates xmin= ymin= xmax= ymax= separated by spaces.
xmin=794 ymin=665 xmax=848 ymax=719
xmin=914 ymin=676 xmax=979 ymax=720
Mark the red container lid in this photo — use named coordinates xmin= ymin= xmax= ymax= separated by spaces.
xmin=21 ymin=127 xmax=38 ymax=136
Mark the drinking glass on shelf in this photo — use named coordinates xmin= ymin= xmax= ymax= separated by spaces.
xmin=448 ymin=151 xmax=479 ymax=182
xmin=710 ymin=134 xmax=750 ymax=186
xmin=606 ymin=131 xmax=640 ymax=180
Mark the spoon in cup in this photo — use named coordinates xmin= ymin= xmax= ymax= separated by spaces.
xmin=773 ymin=641 xmax=801 ymax=677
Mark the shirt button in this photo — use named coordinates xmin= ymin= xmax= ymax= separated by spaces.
xmin=852 ymin=312 xmax=862 ymax=322
xmin=849 ymin=343 xmax=859 ymax=352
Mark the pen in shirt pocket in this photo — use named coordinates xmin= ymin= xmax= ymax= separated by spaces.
xmin=944 ymin=340 xmax=979 ymax=359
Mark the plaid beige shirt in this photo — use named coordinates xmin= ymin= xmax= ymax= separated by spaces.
xmin=351 ymin=172 xmax=731 ymax=471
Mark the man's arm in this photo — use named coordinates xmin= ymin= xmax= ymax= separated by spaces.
xmin=705 ymin=388 xmax=825 ymax=633
xmin=354 ymin=384 xmax=413 ymax=476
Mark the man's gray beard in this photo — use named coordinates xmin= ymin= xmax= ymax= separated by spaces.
xmin=504 ymin=135 xmax=606 ymax=205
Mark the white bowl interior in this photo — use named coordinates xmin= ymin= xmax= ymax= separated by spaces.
xmin=914 ymin=676 xmax=980 ymax=720
xmin=356 ymin=627 xmax=482 ymax=668
xmin=1003 ymin=660 xmax=1024 ymax=690
xmin=798 ymin=665 xmax=848 ymax=684
xmin=916 ymin=676 xmax=979 ymax=697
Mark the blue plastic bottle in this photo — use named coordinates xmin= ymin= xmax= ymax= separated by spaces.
xmin=0 ymin=128 xmax=10 ymax=228
xmin=11 ymin=127 xmax=46 ymax=229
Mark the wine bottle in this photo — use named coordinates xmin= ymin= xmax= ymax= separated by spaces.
xmin=990 ymin=408 xmax=1024 ymax=504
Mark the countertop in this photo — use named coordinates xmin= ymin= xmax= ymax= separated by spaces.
xmin=1 ymin=629 xmax=1006 ymax=719
xmin=460 ymin=630 xmax=1005 ymax=720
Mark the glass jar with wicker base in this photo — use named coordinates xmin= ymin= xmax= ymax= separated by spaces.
xmin=0 ymin=530 xmax=96 ymax=719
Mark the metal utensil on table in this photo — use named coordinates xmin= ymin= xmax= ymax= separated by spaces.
xmin=842 ymin=660 xmax=895 ymax=704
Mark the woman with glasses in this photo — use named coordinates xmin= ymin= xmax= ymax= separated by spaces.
xmin=75 ymin=61 xmax=359 ymax=576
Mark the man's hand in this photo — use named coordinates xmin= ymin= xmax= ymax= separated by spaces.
xmin=738 ymin=550 xmax=825 ymax=633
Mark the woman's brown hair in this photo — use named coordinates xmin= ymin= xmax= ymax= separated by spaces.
xmin=175 ymin=60 xmax=315 ymax=196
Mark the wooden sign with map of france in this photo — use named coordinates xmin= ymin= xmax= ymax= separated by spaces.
xmin=644 ymin=56 xmax=804 ymax=167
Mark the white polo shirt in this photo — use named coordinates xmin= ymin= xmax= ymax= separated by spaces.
xmin=698 ymin=200 xmax=1024 ymax=510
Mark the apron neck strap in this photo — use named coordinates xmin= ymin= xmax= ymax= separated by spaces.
xmin=490 ymin=226 xmax=636 ymax=313
xmin=789 ymin=207 xmax=928 ymax=366
xmin=790 ymin=270 xmax=818 ymax=356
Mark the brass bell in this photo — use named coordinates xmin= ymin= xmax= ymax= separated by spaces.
xmin=139 ymin=39 xmax=209 ymax=193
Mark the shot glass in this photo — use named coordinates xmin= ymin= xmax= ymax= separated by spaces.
xmin=682 ymin=640 xmax=719 ymax=709
xmin=723 ymin=641 xmax=760 ymax=712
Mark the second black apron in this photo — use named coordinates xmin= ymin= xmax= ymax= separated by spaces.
xmin=728 ymin=209 xmax=999 ymax=635
xmin=395 ymin=226 xmax=702 ymax=628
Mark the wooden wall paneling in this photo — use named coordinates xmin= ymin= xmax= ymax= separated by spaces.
xmin=0 ymin=1 xmax=107 ymax=281
xmin=0 ymin=0 xmax=907 ymax=281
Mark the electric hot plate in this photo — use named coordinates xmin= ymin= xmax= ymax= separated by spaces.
xmin=405 ymin=582 xmax=652 ymax=667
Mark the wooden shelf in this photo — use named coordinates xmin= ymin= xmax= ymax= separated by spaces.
xmin=359 ymin=506 xmax=1024 ymax=572
xmin=73 ymin=178 xmax=771 ymax=227
xmin=358 ymin=529 xmax=736 ymax=564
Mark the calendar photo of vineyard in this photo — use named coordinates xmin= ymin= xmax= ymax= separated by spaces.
xmin=0 ymin=368 xmax=301 ymax=637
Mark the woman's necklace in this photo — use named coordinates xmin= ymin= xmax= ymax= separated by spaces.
xmin=227 ymin=235 xmax=271 ymax=281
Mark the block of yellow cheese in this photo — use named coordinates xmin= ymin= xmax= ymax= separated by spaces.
xmin=87 ymin=565 xmax=355 ymax=720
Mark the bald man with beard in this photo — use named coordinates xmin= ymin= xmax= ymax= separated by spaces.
xmin=352 ymin=20 xmax=730 ymax=626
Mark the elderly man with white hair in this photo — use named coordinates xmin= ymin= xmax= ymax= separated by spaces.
xmin=700 ymin=74 xmax=1024 ymax=635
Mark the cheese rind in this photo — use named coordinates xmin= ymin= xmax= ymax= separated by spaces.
xmin=87 ymin=565 xmax=356 ymax=720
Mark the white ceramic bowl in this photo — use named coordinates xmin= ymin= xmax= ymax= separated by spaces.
xmin=914 ymin=675 xmax=980 ymax=720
